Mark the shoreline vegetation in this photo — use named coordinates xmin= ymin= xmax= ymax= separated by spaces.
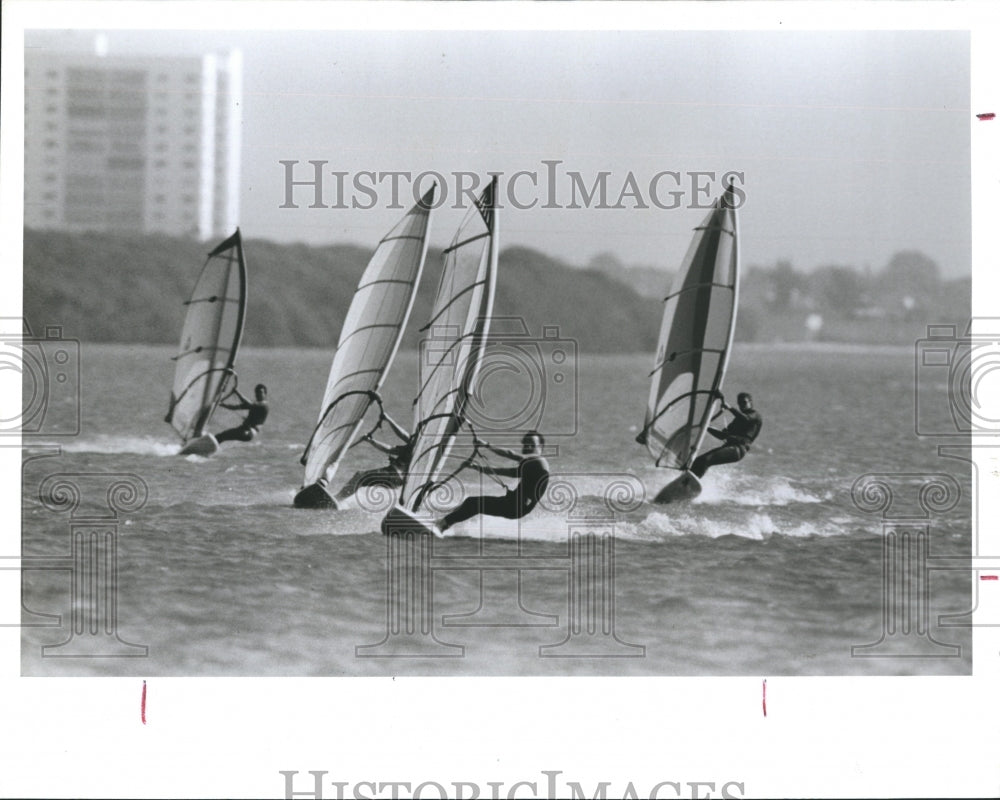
xmin=25 ymin=228 xmax=969 ymax=351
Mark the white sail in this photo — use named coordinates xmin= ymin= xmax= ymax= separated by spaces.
xmin=396 ymin=177 xmax=498 ymax=514
xmin=640 ymin=182 xmax=740 ymax=470
xmin=166 ymin=229 xmax=247 ymax=442
xmin=300 ymin=186 xmax=435 ymax=487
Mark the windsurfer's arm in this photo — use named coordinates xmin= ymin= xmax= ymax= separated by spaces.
xmin=475 ymin=438 xmax=521 ymax=461
xmin=707 ymin=427 xmax=726 ymax=440
xmin=722 ymin=403 xmax=751 ymax=425
xmin=363 ymin=433 xmax=393 ymax=454
xmin=469 ymin=462 xmax=519 ymax=478
xmin=220 ymin=389 xmax=249 ymax=411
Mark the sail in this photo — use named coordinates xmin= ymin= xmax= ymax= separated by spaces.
xmin=166 ymin=229 xmax=247 ymax=442
xmin=301 ymin=186 xmax=436 ymax=487
xmin=397 ymin=177 xmax=498 ymax=513
xmin=640 ymin=183 xmax=740 ymax=469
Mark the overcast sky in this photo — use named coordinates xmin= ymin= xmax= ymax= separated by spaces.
xmin=24 ymin=27 xmax=971 ymax=277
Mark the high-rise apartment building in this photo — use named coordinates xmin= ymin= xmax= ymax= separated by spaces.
xmin=24 ymin=47 xmax=242 ymax=240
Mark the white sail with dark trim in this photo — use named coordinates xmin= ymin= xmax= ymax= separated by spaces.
xmin=640 ymin=182 xmax=740 ymax=470
xmin=166 ymin=229 xmax=247 ymax=442
xmin=300 ymin=186 xmax=435 ymax=487
xmin=396 ymin=177 xmax=498 ymax=514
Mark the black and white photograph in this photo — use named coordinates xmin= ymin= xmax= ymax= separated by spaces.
xmin=3 ymin=2 xmax=999 ymax=798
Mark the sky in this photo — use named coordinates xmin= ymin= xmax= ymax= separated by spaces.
xmin=22 ymin=25 xmax=973 ymax=277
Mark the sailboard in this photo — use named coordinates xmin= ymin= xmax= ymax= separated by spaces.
xmin=294 ymin=186 xmax=436 ymax=508
xmin=166 ymin=229 xmax=248 ymax=456
xmin=381 ymin=177 xmax=499 ymax=536
xmin=637 ymin=181 xmax=740 ymax=503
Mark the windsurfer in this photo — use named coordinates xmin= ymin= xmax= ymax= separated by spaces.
xmin=690 ymin=391 xmax=761 ymax=478
xmin=437 ymin=431 xmax=549 ymax=532
xmin=332 ymin=411 xmax=414 ymax=500
xmin=216 ymin=384 xmax=269 ymax=443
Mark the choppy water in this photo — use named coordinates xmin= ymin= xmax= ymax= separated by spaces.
xmin=20 ymin=344 xmax=972 ymax=675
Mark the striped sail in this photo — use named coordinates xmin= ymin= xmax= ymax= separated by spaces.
xmin=398 ymin=177 xmax=498 ymax=513
xmin=166 ymin=230 xmax=247 ymax=442
xmin=641 ymin=183 xmax=740 ymax=469
xmin=301 ymin=186 xmax=435 ymax=487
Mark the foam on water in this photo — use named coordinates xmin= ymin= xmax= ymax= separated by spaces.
xmin=630 ymin=510 xmax=832 ymax=540
xmin=694 ymin=472 xmax=828 ymax=506
xmin=55 ymin=435 xmax=180 ymax=457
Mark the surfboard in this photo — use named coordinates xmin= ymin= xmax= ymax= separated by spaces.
xmin=292 ymin=481 xmax=339 ymax=510
xmin=380 ymin=504 xmax=444 ymax=539
xmin=652 ymin=470 xmax=702 ymax=504
xmin=295 ymin=187 xmax=435 ymax=508
xmin=178 ymin=433 xmax=220 ymax=457
xmin=166 ymin=230 xmax=247 ymax=455
xmin=638 ymin=180 xmax=740 ymax=503
xmin=382 ymin=177 xmax=498 ymax=531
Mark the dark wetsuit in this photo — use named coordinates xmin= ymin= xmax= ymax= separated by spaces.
xmin=441 ymin=455 xmax=550 ymax=529
xmin=336 ymin=438 xmax=414 ymax=500
xmin=216 ymin=400 xmax=269 ymax=443
xmin=690 ymin=408 xmax=762 ymax=478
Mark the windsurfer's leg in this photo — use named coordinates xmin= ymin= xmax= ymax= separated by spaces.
xmin=440 ymin=494 xmax=513 ymax=531
xmin=215 ymin=426 xmax=254 ymax=445
xmin=215 ymin=427 xmax=240 ymax=444
xmin=335 ymin=470 xmax=369 ymax=500
xmin=691 ymin=445 xmax=744 ymax=478
xmin=342 ymin=468 xmax=403 ymax=502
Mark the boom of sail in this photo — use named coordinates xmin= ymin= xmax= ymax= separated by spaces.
xmin=392 ymin=177 xmax=498 ymax=516
xmin=639 ymin=182 xmax=740 ymax=472
xmin=299 ymin=185 xmax=436 ymax=490
xmin=166 ymin=229 xmax=247 ymax=443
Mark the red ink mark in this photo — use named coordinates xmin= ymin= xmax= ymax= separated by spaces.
xmin=141 ymin=680 xmax=147 ymax=725
xmin=977 ymin=113 xmax=995 ymax=121
xmin=762 ymin=679 xmax=767 ymax=717
xmin=981 ymin=575 xmax=998 ymax=581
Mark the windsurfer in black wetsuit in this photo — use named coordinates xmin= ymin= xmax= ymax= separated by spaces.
xmin=437 ymin=431 xmax=549 ymax=532
xmin=690 ymin=391 xmax=762 ymax=478
xmin=216 ymin=384 xmax=269 ymax=444
xmin=332 ymin=411 xmax=414 ymax=501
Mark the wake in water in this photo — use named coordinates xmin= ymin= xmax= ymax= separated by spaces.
xmin=51 ymin=435 xmax=181 ymax=457
xmin=692 ymin=470 xmax=831 ymax=506
xmin=436 ymin=470 xmax=840 ymax=544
